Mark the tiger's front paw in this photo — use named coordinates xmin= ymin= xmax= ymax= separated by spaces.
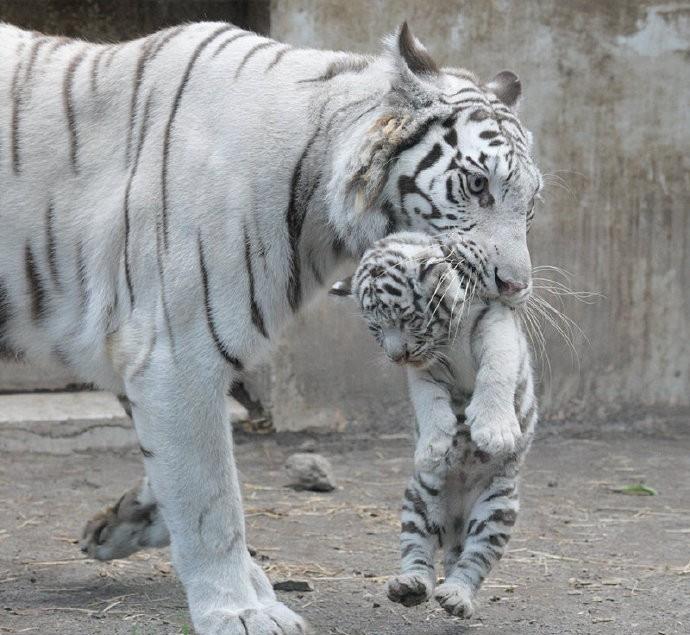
xmin=466 ymin=397 xmax=521 ymax=455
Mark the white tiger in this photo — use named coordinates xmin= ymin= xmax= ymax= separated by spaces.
xmin=0 ymin=20 xmax=541 ymax=634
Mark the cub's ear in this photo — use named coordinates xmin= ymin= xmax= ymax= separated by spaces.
xmin=485 ymin=70 xmax=522 ymax=111
xmin=329 ymin=275 xmax=353 ymax=297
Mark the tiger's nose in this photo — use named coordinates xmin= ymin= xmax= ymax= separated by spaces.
xmin=495 ymin=269 xmax=528 ymax=296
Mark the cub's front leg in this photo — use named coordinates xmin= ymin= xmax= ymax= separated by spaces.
xmin=406 ymin=366 xmax=458 ymax=477
xmin=466 ymin=305 xmax=525 ymax=455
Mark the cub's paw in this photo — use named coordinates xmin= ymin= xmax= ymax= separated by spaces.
xmin=386 ymin=572 xmax=434 ymax=607
xmin=434 ymin=581 xmax=475 ymax=618
xmin=414 ymin=435 xmax=452 ymax=475
xmin=195 ymin=604 xmax=308 ymax=635
xmin=466 ymin=399 xmax=521 ymax=455
xmin=80 ymin=491 xmax=165 ymax=561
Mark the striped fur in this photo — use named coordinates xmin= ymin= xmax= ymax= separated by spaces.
xmin=337 ymin=233 xmax=537 ymax=618
xmin=0 ymin=21 xmax=540 ymax=634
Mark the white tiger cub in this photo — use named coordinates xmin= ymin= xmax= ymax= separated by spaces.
xmin=0 ymin=18 xmax=541 ymax=634
xmin=331 ymin=232 xmax=537 ymax=618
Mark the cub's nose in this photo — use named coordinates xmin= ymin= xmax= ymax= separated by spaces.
xmin=495 ymin=269 xmax=528 ymax=296
xmin=388 ymin=346 xmax=409 ymax=363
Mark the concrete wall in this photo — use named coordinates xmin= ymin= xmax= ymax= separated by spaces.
xmin=267 ymin=0 xmax=690 ymax=428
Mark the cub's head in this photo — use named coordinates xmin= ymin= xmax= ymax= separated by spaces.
xmin=340 ymin=23 xmax=542 ymax=308
xmin=330 ymin=233 xmax=467 ymax=367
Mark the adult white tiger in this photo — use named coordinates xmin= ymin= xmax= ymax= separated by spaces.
xmin=0 ymin=19 xmax=542 ymax=635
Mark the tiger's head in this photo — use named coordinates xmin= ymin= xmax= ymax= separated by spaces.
xmin=336 ymin=23 xmax=542 ymax=308
xmin=330 ymin=232 xmax=467 ymax=367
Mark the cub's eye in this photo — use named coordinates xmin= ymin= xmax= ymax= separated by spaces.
xmin=467 ymin=174 xmax=488 ymax=195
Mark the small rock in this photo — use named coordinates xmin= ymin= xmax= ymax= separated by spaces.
xmin=273 ymin=579 xmax=314 ymax=592
xmin=155 ymin=562 xmax=172 ymax=575
xmin=285 ymin=453 xmax=336 ymax=492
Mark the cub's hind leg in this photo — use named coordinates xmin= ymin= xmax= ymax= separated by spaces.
xmin=80 ymin=476 xmax=170 ymax=560
xmin=386 ymin=472 xmax=444 ymax=607
xmin=435 ymin=474 xmax=518 ymax=618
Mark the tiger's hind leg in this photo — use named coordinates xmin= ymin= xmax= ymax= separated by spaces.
xmin=435 ymin=474 xmax=518 ymax=618
xmin=80 ymin=478 xmax=280 ymax=606
xmin=80 ymin=476 xmax=170 ymax=560
xmin=386 ymin=471 xmax=444 ymax=607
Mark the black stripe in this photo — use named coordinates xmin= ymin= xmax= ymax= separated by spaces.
xmin=382 ymin=283 xmax=402 ymax=296
xmin=443 ymin=127 xmax=458 ymax=147
xmin=416 ymin=475 xmax=440 ymax=497
xmin=140 ymin=445 xmax=154 ymax=458
xmin=76 ymin=241 xmax=89 ymax=312
xmin=124 ymin=91 xmax=155 ymax=308
xmin=489 ymin=508 xmax=517 ymax=526
xmin=285 ymin=115 xmax=324 ymax=311
xmin=401 ymin=543 xmax=417 ymax=558
xmin=198 ymin=233 xmax=243 ymax=370
xmin=89 ymin=46 xmax=108 ymax=94
xmin=211 ymin=30 xmax=251 ymax=58
xmin=488 ymin=533 xmax=509 ymax=547
xmin=103 ymin=45 xmax=119 ymax=68
xmin=298 ymin=56 xmax=370 ymax=83
xmin=234 ymin=40 xmax=279 ymax=80
xmin=479 ymin=130 xmax=499 ymax=139
xmin=0 ymin=280 xmax=13 ymax=355
xmin=161 ymin=25 xmax=234 ymax=250
xmin=243 ymin=223 xmax=268 ymax=338
xmin=13 ymin=37 xmax=48 ymax=174
xmin=45 ymin=204 xmax=61 ymax=290
xmin=63 ymin=48 xmax=87 ymax=173
xmin=265 ymin=45 xmax=292 ymax=72
xmin=10 ymin=41 xmax=27 ymax=175
xmin=126 ymin=28 xmax=185 ymax=164
xmin=25 ymin=243 xmax=46 ymax=321
xmin=470 ymin=306 xmax=490 ymax=345
xmin=415 ymin=143 xmax=443 ymax=175
xmin=126 ymin=37 xmax=156 ymax=165
xmin=483 ymin=487 xmax=515 ymax=503
xmin=401 ymin=521 xmax=426 ymax=536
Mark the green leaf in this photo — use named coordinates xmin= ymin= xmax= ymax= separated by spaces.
xmin=616 ymin=484 xmax=657 ymax=496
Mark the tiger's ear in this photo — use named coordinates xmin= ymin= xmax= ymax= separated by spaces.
xmin=485 ymin=70 xmax=522 ymax=111
xmin=385 ymin=22 xmax=441 ymax=109
xmin=329 ymin=275 xmax=353 ymax=297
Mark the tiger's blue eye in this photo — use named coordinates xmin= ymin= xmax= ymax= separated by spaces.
xmin=468 ymin=174 xmax=488 ymax=195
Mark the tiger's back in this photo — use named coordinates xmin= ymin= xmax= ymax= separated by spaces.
xmin=0 ymin=22 xmax=345 ymax=389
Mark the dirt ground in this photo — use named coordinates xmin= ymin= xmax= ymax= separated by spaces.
xmin=1 ymin=417 xmax=689 ymax=635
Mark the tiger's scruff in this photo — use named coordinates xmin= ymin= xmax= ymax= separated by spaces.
xmin=332 ymin=232 xmax=537 ymax=618
xmin=0 ymin=18 xmax=541 ymax=634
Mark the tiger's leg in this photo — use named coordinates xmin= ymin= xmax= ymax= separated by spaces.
xmin=80 ymin=477 xmax=277 ymax=604
xmin=435 ymin=474 xmax=518 ymax=618
xmin=386 ymin=471 xmax=444 ymax=607
xmin=121 ymin=350 xmax=305 ymax=635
